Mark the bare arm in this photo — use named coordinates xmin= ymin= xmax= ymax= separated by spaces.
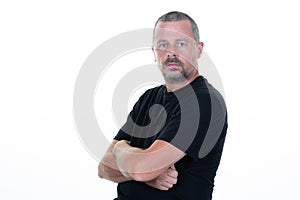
xmin=145 ymin=165 xmax=178 ymax=191
xmin=98 ymin=140 xmax=133 ymax=183
xmin=112 ymin=139 xmax=186 ymax=182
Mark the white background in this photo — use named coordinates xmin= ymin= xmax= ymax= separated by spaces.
xmin=1 ymin=0 xmax=300 ymax=199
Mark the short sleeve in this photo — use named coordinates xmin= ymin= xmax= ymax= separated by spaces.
xmin=114 ymin=128 xmax=131 ymax=141
xmin=113 ymin=89 xmax=148 ymax=141
xmin=158 ymin=92 xmax=225 ymax=160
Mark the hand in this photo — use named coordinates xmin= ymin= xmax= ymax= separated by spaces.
xmin=145 ymin=165 xmax=178 ymax=191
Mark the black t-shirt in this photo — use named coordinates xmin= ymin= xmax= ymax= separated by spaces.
xmin=114 ymin=76 xmax=228 ymax=200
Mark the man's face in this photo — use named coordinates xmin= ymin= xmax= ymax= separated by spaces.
xmin=153 ymin=20 xmax=203 ymax=84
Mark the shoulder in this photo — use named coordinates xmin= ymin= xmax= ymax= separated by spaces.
xmin=192 ymin=76 xmax=226 ymax=106
xmin=144 ymin=84 xmax=165 ymax=95
xmin=138 ymin=84 xmax=165 ymax=100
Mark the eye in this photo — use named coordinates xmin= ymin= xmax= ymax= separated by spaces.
xmin=178 ymin=41 xmax=187 ymax=47
xmin=157 ymin=43 xmax=168 ymax=49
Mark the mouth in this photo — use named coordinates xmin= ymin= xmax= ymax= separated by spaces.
xmin=166 ymin=62 xmax=180 ymax=69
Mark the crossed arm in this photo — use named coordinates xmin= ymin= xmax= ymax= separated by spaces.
xmin=98 ymin=140 xmax=132 ymax=183
xmin=98 ymin=139 xmax=185 ymax=190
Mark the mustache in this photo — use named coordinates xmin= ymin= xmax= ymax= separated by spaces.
xmin=163 ymin=57 xmax=184 ymax=66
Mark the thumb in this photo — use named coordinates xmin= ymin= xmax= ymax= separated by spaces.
xmin=170 ymin=164 xmax=176 ymax=170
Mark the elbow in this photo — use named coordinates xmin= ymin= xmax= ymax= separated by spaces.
xmin=98 ymin=170 xmax=103 ymax=179
xmin=98 ymin=163 xmax=105 ymax=179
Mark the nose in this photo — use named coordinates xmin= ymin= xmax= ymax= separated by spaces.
xmin=166 ymin=48 xmax=178 ymax=58
xmin=167 ymin=53 xmax=177 ymax=59
xmin=164 ymin=43 xmax=178 ymax=58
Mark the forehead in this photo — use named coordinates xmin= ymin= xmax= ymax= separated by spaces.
xmin=154 ymin=20 xmax=194 ymax=42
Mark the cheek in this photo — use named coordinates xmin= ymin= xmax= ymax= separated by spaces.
xmin=177 ymin=51 xmax=192 ymax=62
xmin=178 ymin=49 xmax=198 ymax=64
xmin=156 ymin=51 xmax=167 ymax=63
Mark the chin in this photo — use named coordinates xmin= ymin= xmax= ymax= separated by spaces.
xmin=163 ymin=74 xmax=186 ymax=84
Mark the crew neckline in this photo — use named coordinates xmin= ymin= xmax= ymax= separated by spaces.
xmin=164 ymin=75 xmax=204 ymax=95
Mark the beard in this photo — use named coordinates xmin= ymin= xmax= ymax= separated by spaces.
xmin=160 ymin=57 xmax=196 ymax=84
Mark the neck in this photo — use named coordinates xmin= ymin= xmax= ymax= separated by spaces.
xmin=165 ymin=72 xmax=200 ymax=92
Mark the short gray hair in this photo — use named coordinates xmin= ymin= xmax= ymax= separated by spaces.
xmin=154 ymin=11 xmax=200 ymax=43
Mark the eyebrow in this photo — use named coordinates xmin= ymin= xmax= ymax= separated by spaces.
xmin=155 ymin=38 xmax=189 ymax=44
xmin=156 ymin=39 xmax=168 ymax=44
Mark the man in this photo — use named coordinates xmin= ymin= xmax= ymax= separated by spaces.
xmin=98 ymin=11 xmax=228 ymax=200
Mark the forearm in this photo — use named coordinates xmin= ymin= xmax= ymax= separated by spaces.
xmin=98 ymin=163 xmax=132 ymax=183
xmin=113 ymin=142 xmax=144 ymax=173
xmin=98 ymin=152 xmax=132 ymax=183
xmin=112 ymin=140 xmax=177 ymax=181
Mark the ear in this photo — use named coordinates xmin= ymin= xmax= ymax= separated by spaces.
xmin=152 ymin=46 xmax=157 ymax=62
xmin=197 ymin=42 xmax=204 ymax=58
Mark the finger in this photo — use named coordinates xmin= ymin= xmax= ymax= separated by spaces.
xmin=160 ymin=181 xmax=174 ymax=189
xmin=167 ymin=169 xmax=178 ymax=178
xmin=166 ymin=176 xmax=177 ymax=185
xmin=158 ymin=185 xmax=169 ymax=191
xmin=158 ymin=178 xmax=174 ymax=189
xmin=162 ymin=175 xmax=177 ymax=185
xmin=146 ymin=180 xmax=169 ymax=191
